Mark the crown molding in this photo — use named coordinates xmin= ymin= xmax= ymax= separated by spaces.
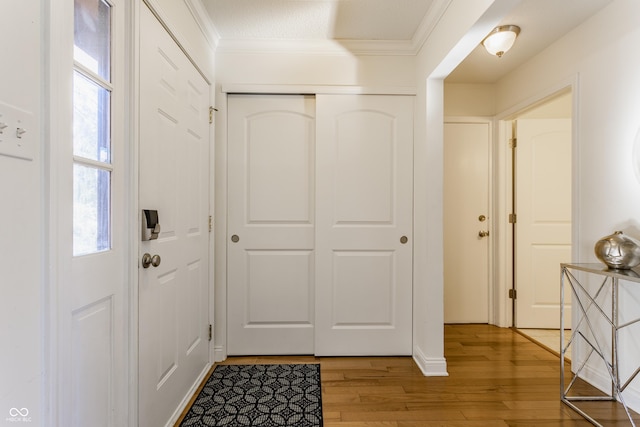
xmin=184 ymin=0 xmax=220 ymax=50
xmin=412 ymin=0 xmax=453 ymax=52
xmin=216 ymin=38 xmax=421 ymax=56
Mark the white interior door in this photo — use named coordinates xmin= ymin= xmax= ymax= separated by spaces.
xmin=138 ymin=6 xmax=211 ymax=426
xmin=315 ymin=94 xmax=413 ymax=356
xmin=443 ymin=122 xmax=490 ymax=323
xmin=227 ymin=94 xmax=316 ymax=355
xmin=515 ymin=118 xmax=572 ymax=328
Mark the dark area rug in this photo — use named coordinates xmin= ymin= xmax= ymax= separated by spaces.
xmin=179 ymin=364 xmax=323 ymax=427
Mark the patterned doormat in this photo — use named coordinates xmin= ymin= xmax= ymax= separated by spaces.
xmin=179 ymin=364 xmax=323 ymax=427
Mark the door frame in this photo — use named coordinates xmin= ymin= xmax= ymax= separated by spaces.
xmin=443 ymin=116 xmax=496 ymax=324
xmin=213 ymin=85 xmax=419 ymax=362
xmin=494 ymin=76 xmax=580 ymax=328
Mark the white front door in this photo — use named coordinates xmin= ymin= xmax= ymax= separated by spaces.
xmin=138 ymin=5 xmax=211 ymax=426
xmin=227 ymin=94 xmax=316 ymax=355
xmin=515 ymin=118 xmax=572 ymax=328
xmin=443 ymin=121 xmax=490 ymax=323
xmin=315 ymin=94 xmax=413 ymax=355
xmin=59 ymin=0 xmax=128 ymax=425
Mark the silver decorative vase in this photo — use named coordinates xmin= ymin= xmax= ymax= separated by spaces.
xmin=594 ymin=231 xmax=640 ymax=270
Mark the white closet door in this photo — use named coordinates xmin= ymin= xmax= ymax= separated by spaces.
xmin=227 ymin=94 xmax=316 ymax=355
xmin=315 ymin=94 xmax=414 ymax=356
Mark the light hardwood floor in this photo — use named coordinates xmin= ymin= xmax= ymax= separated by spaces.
xmin=517 ymin=328 xmax=572 ymax=360
xmin=176 ymin=324 xmax=637 ymax=426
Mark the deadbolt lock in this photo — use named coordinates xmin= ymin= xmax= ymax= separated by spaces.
xmin=479 ymin=215 xmax=486 ymax=222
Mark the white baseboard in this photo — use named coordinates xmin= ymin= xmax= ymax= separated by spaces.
xmin=413 ymin=345 xmax=448 ymax=376
xmin=214 ymin=345 xmax=226 ymax=362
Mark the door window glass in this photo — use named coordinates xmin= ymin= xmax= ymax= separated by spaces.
xmin=73 ymin=0 xmax=113 ymax=256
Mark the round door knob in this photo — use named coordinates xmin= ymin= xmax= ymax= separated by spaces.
xmin=231 ymin=234 xmax=240 ymax=243
xmin=151 ymin=254 xmax=161 ymax=267
xmin=400 ymin=236 xmax=408 ymax=244
xmin=142 ymin=253 xmax=152 ymax=268
xmin=478 ymin=230 xmax=490 ymax=238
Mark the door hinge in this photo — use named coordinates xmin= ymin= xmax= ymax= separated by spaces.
xmin=509 ymin=213 xmax=517 ymax=224
xmin=509 ymin=137 xmax=517 ymax=149
xmin=209 ymin=215 xmax=213 ymax=232
xmin=208 ymin=324 xmax=212 ymax=341
xmin=509 ymin=289 xmax=517 ymax=299
xmin=209 ymin=106 xmax=217 ymax=124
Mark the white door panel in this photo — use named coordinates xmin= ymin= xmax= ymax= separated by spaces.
xmin=515 ymin=118 xmax=572 ymax=328
xmin=139 ymin=5 xmax=210 ymax=426
xmin=227 ymin=94 xmax=316 ymax=355
xmin=315 ymin=94 xmax=413 ymax=356
xmin=443 ymin=122 xmax=490 ymax=323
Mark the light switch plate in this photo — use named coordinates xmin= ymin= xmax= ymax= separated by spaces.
xmin=0 ymin=100 xmax=35 ymax=161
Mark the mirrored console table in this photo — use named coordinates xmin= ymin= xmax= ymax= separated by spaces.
xmin=560 ymin=263 xmax=640 ymax=426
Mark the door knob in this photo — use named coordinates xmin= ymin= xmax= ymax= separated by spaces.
xmin=142 ymin=253 xmax=162 ymax=268
xmin=231 ymin=235 xmax=240 ymax=243
xmin=151 ymin=254 xmax=161 ymax=267
xmin=142 ymin=253 xmax=152 ymax=268
xmin=478 ymin=230 xmax=490 ymax=238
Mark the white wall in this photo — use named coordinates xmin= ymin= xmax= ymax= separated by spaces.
xmin=0 ymin=1 xmax=42 ymax=424
xmin=444 ymin=83 xmax=496 ymax=117
xmin=412 ymin=0 xmax=520 ymax=375
xmin=216 ymin=49 xmax=416 ymax=88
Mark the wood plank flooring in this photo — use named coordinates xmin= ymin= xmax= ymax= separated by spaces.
xmin=175 ymin=324 xmax=637 ymax=426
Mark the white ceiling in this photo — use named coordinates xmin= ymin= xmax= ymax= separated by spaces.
xmin=201 ymin=0 xmax=614 ymax=84
xmin=447 ymin=0 xmax=613 ymax=83
xmin=202 ymin=0 xmax=436 ymax=41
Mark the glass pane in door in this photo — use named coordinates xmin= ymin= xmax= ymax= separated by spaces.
xmin=74 ymin=0 xmax=111 ymax=80
xmin=73 ymin=164 xmax=111 ymax=255
xmin=73 ymin=71 xmax=111 ymax=162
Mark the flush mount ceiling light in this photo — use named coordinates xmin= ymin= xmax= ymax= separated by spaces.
xmin=482 ymin=25 xmax=521 ymax=58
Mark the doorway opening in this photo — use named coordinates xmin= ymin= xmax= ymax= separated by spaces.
xmin=508 ymin=88 xmax=573 ymax=358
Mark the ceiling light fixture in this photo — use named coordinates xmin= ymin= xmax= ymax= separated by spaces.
xmin=482 ymin=25 xmax=520 ymax=58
